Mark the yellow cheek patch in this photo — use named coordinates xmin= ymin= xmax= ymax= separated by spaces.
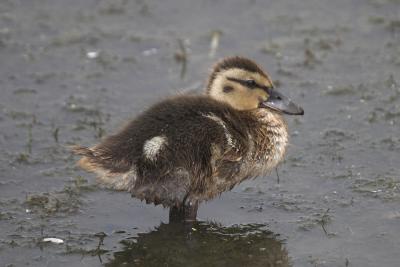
xmin=227 ymin=88 xmax=269 ymax=110
xmin=231 ymin=95 xmax=258 ymax=110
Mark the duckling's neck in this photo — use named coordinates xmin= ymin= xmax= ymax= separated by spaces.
xmin=251 ymin=109 xmax=285 ymax=125
xmin=247 ymin=109 xmax=288 ymax=173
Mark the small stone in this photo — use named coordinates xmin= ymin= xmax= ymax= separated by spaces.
xmin=142 ymin=48 xmax=158 ymax=56
xmin=86 ymin=51 xmax=99 ymax=59
xmin=42 ymin=237 xmax=64 ymax=244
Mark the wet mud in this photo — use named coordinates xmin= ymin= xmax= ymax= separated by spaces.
xmin=1 ymin=0 xmax=400 ymax=266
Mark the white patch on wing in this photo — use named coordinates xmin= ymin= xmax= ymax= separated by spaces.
xmin=202 ymin=113 xmax=236 ymax=149
xmin=143 ymin=135 xmax=168 ymax=161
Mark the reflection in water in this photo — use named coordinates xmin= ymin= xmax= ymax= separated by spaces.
xmin=105 ymin=222 xmax=290 ymax=267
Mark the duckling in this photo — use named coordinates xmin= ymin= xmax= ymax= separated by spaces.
xmin=72 ymin=56 xmax=304 ymax=222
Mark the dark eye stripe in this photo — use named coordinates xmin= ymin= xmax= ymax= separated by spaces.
xmin=227 ymin=77 xmax=272 ymax=91
xmin=227 ymin=77 xmax=257 ymax=88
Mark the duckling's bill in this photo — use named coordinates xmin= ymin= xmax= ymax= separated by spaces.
xmin=259 ymin=89 xmax=304 ymax=115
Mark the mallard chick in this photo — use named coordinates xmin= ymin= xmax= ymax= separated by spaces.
xmin=72 ymin=56 xmax=304 ymax=222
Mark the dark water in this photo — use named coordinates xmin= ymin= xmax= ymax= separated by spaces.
xmin=1 ymin=0 xmax=400 ymax=266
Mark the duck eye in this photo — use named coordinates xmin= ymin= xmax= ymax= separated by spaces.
xmin=223 ymin=86 xmax=234 ymax=93
xmin=245 ymin=80 xmax=257 ymax=88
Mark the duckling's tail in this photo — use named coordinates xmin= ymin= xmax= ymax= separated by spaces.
xmin=69 ymin=145 xmax=134 ymax=191
xmin=69 ymin=145 xmax=98 ymax=172
xmin=69 ymin=145 xmax=92 ymax=157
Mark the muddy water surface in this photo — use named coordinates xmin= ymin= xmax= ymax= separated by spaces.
xmin=1 ymin=0 xmax=400 ymax=266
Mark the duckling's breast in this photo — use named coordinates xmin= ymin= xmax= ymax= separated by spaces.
xmin=245 ymin=119 xmax=288 ymax=177
xmin=207 ymin=110 xmax=288 ymax=195
xmin=246 ymin=110 xmax=288 ymax=176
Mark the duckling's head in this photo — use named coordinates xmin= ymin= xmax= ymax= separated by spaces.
xmin=207 ymin=56 xmax=304 ymax=115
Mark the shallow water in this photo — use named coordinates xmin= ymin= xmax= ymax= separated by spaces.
xmin=1 ymin=0 xmax=400 ymax=266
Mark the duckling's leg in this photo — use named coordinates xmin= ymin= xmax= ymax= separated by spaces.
xmin=169 ymin=201 xmax=198 ymax=223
